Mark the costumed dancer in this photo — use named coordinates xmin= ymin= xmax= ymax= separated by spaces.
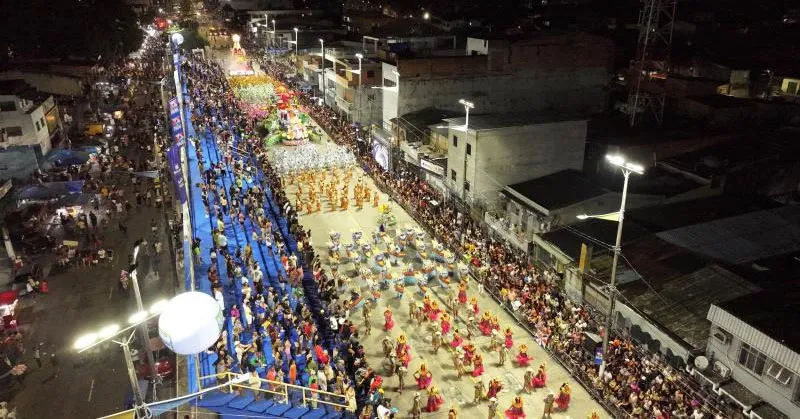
xmin=425 ymin=386 xmax=444 ymax=412
xmin=458 ymin=281 xmax=468 ymax=305
xmin=441 ymin=313 xmax=452 ymax=335
xmin=486 ymin=378 xmax=503 ymax=399
xmin=450 ymin=331 xmax=464 ymax=349
xmin=504 ymin=327 xmax=514 ymax=349
xmin=414 ymin=363 xmax=433 ymax=389
xmin=504 ymin=396 xmax=525 ymax=419
xmin=531 ymin=364 xmax=547 ymax=389
xmin=384 ymin=307 xmax=394 ymax=331
xmin=470 ymin=297 xmax=480 ymax=316
xmin=555 ymin=383 xmax=571 ymax=411
xmin=516 ymin=344 xmax=532 ymax=367
xmin=472 ymin=352 xmax=485 ymax=377
xmin=479 ymin=312 xmax=493 ymax=336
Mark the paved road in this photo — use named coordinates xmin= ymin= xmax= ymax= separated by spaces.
xmin=3 ymin=91 xmax=181 ymax=418
xmin=281 ymin=142 xmax=607 ymax=418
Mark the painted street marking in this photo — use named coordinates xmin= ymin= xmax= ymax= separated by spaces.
xmin=88 ymin=379 xmax=95 ymax=402
xmin=108 ymin=286 xmax=114 ymax=300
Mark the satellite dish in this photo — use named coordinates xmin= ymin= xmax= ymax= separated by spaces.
xmin=694 ymin=355 xmax=709 ymax=371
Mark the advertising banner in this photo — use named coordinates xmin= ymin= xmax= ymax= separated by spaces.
xmin=166 ymin=145 xmax=187 ymax=204
xmin=168 ymin=97 xmax=184 ymax=145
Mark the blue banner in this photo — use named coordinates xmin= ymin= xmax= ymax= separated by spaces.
xmin=168 ymin=97 xmax=185 ymax=145
xmin=167 ymin=144 xmax=187 ymax=204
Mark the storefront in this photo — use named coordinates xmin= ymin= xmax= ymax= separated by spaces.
xmin=419 ymin=158 xmax=447 ymax=196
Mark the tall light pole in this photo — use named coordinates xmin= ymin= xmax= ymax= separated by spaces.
xmin=458 ymin=99 xmax=474 ymax=131
xmin=130 ymin=243 xmax=158 ymax=382
xmin=577 ymin=154 xmax=644 ymax=378
xmin=74 ymin=300 xmax=168 ymax=419
xmin=293 ymin=27 xmax=299 ymax=56
xmin=319 ymin=38 xmax=326 ymax=105
xmin=354 ymin=53 xmax=364 ymax=124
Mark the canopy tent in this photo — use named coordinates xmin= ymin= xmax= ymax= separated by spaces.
xmin=42 ymin=149 xmax=91 ymax=168
xmin=13 ymin=181 xmax=85 ymax=202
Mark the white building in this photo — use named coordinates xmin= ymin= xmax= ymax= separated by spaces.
xmin=696 ymin=291 xmax=800 ymax=419
xmin=441 ymin=113 xmax=588 ymax=205
xmin=0 ymin=80 xmax=60 ymax=155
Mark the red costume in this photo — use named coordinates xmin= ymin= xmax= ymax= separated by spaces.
xmin=450 ymin=333 xmax=463 ymax=349
xmin=471 ymin=353 xmax=484 ymax=377
xmin=516 ymin=345 xmax=531 ymax=367
xmin=555 ymin=384 xmax=571 ymax=410
xmin=504 ymin=328 xmax=514 ymax=349
xmin=470 ymin=298 xmax=479 ymax=315
xmin=478 ymin=313 xmax=493 ymax=336
xmin=457 ymin=283 xmax=467 ymax=305
xmin=486 ymin=379 xmax=503 ymax=399
xmin=384 ymin=309 xmax=394 ymax=331
xmin=441 ymin=315 xmax=451 ymax=335
xmin=532 ymin=366 xmax=547 ymax=388
xmin=504 ymin=397 xmax=525 ymax=419
xmin=426 ymin=388 xmax=444 ymax=412
xmin=414 ymin=364 xmax=433 ymax=389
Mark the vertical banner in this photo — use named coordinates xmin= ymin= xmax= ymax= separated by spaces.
xmin=167 ymin=145 xmax=187 ymax=204
xmin=168 ymin=97 xmax=185 ymax=145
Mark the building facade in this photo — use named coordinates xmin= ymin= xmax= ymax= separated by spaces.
xmin=0 ymin=82 xmax=60 ymax=156
xmin=381 ymin=32 xmax=614 ymax=127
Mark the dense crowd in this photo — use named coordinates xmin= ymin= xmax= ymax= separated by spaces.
xmin=181 ymin=55 xmax=392 ymax=417
xmin=257 ymin=57 xmax=731 ymax=419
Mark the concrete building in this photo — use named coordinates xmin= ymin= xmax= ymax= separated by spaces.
xmin=0 ymin=80 xmax=61 ymax=156
xmin=380 ymin=32 xmax=614 ymax=127
xmin=697 ymin=289 xmax=800 ymax=419
xmin=441 ymin=113 xmax=588 ymax=206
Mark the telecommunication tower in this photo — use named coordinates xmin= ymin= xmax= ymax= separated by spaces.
xmin=627 ymin=0 xmax=677 ymax=126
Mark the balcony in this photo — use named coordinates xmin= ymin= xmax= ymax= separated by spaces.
xmin=484 ymin=212 xmax=530 ymax=251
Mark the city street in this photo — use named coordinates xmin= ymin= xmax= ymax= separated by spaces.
xmin=2 ymin=91 xmax=180 ymax=418
xmin=282 ymin=140 xmax=607 ymax=418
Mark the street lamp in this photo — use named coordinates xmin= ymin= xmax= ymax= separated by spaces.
xmin=458 ymin=99 xmax=474 ymax=132
xmin=293 ymin=27 xmax=299 ymax=56
xmin=354 ymin=53 xmax=363 ymax=87
xmin=129 ymin=242 xmax=158 ymax=381
xmin=319 ymin=39 xmax=326 ymax=105
xmin=74 ymin=300 xmax=168 ymax=419
xmin=577 ymin=154 xmax=643 ymax=378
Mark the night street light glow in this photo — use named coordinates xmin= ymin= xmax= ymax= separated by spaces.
xmin=606 ymin=154 xmax=644 ymax=174
xmin=459 ymin=99 xmax=475 ymax=109
xmin=98 ymin=324 xmax=121 ymax=339
xmin=150 ymin=299 xmax=169 ymax=314
xmin=74 ymin=333 xmax=98 ymax=350
xmin=128 ymin=311 xmax=148 ymax=324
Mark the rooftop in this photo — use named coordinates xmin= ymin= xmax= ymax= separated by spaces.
xmin=626 ymin=195 xmax=781 ymax=232
xmin=442 ymin=112 xmax=588 ymax=131
xmin=540 ymin=217 xmax=651 ymax=262
xmin=505 ymin=169 xmax=608 ymax=212
xmin=657 ymin=205 xmax=800 ymax=265
xmin=392 ymin=107 xmax=462 ymax=133
xmin=717 ymin=286 xmax=800 ymax=355
xmin=587 ymin=165 xmax=706 ymax=197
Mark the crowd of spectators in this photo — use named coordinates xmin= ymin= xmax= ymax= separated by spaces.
xmin=257 ymin=56 xmax=733 ymax=419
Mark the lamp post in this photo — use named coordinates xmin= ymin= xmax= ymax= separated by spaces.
xmin=130 ymin=243 xmax=158 ymax=382
xmin=74 ymin=300 xmax=168 ymax=419
xmin=293 ymin=27 xmax=299 ymax=56
xmin=458 ymin=99 xmax=474 ymax=132
xmin=319 ymin=38 xmax=326 ymax=105
xmin=354 ymin=53 xmax=364 ymax=124
xmin=577 ymin=154 xmax=644 ymax=378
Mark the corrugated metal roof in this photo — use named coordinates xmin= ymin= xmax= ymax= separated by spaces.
xmin=657 ymin=206 xmax=800 ymax=264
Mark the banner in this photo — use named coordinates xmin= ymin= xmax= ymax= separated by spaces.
xmin=168 ymin=97 xmax=185 ymax=145
xmin=167 ymin=145 xmax=187 ymax=204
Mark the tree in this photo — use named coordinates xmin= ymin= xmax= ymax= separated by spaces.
xmin=0 ymin=0 xmax=143 ymax=63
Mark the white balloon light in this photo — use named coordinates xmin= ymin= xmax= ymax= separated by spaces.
xmin=158 ymin=292 xmax=223 ymax=355
xmin=171 ymin=33 xmax=185 ymax=46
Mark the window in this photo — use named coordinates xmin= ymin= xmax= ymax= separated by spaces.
xmin=766 ymin=362 xmax=793 ymax=386
xmin=464 ymin=181 xmax=470 ymax=191
xmin=0 ymin=101 xmax=15 ymax=111
xmin=466 ymin=143 xmax=472 ymax=156
xmin=367 ymin=70 xmax=375 ymax=78
xmin=451 ymin=169 xmax=456 ymax=181
xmin=40 ymin=117 xmax=45 ymax=128
xmin=4 ymin=126 xmax=23 ymax=137
xmin=383 ymin=79 xmax=396 ymax=88
xmin=738 ymin=343 xmax=767 ymax=375
xmin=35 ymin=121 xmax=40 ymax=131
xmin=452 ymin=135 xmax=458 ymax=147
